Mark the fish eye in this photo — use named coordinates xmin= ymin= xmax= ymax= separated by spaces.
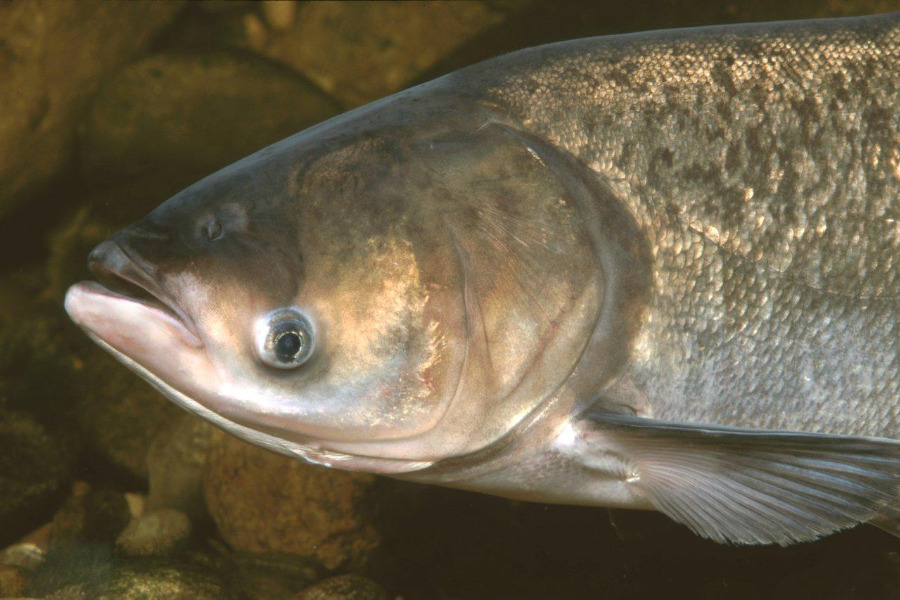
xmin=254 ymin=308 xmax=315 ymax=369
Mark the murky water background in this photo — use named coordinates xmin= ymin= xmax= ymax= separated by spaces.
xmin=1 ymin=1 xmax=898 ymax=598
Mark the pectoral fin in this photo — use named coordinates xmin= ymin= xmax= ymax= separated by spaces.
xmin=577 ymin=411 xmax=900 ymax=545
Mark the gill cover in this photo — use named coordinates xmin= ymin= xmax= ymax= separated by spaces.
xmin=214 ymin=106 xmax=616 ymax=464
xmin=300 ymin=107 xmax=652 ymax=465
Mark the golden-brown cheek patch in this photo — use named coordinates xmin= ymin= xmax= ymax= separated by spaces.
xmin=304 ymin=235 xmax=446 ymax=417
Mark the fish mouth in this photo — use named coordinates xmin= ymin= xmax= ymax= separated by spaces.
xmin=66 ymin=240 xmax=203 ymax=350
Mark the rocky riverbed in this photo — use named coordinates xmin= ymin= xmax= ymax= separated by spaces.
xmin=1 ymin=1 xmax=899 ymax=599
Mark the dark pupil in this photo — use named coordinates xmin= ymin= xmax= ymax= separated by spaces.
xmin=275 ymin=331 xmax=303 ymax=362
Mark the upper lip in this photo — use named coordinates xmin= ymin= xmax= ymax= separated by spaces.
xmin=88 ymin=240 xmax=201 ymax=342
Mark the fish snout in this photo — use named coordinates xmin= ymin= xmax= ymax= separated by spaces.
xmin=86 ymin=237 xmax=197 ymax=337
xmin=88 ymin=224 xmax=172 ymax=289
xmin=88 ymin=238 xmax=155 ymax=294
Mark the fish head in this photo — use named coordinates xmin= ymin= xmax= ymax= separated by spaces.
xmin=65 ymin=91 xmax=617 ymax=475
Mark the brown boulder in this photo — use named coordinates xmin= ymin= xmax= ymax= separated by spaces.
xmin=233 ymin=2 xmax=504 ymax=107
xmin=73 ymin=349 xmax=183 ymax=482
xmin=204 ymin=431 xmax=380 ymax=572
xmin=294 ymin=574 xmax=388 ymax=600
xmin=79 ymin=50 xmax=341 ymax=215
xmin=0 ymin=1 xmax=182 ymax=220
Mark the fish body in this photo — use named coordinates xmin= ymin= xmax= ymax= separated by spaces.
xmin=66 ymin=14 xmax=900 ymax=545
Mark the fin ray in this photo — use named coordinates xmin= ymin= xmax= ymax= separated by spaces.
xmin=579 ymin=411 xmax=900 ymax=545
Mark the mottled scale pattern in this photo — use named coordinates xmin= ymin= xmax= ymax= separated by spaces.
xmin=451 ymin=15 xmax=900 ymax=437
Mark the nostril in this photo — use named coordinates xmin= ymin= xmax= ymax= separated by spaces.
xmin=87 ymin=240 xmax=126 ymax=274
xmin=87 ymin=241 xmax=136 ymax=296
xmin=203 ymin=218 xmax=223 ymax=242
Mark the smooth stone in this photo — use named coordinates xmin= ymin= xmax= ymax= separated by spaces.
xmin=0 ymin=410 xmax=72 ymax=547
xmin=44 ymin=585 xmax=88 ymax=600
xmin=49 ymin=485 xmax=131 ymax=548
xmin=89 ymin=560 xmax=234 ymax=600
xmin=0 ymin=564 xmax=28 ymax=597
xmin=0 ymin=1 xmax=181 ymax=221
xmin=0 ymin=314 xmax=79 ymax=423
xmin=294 ymin=575 xmax=389 ymax=600
xmin=124 ymin=494 xmax=146 ymax=521
xmin=195 ymin=1 xmax=255 ymax=14
xmin=147 ymin=414 xmax=214 ymax=521
xmin=31 ymin=550 xmax=232 ymax=600
xmin=35 ymin=560 xmax=232 ymax=600
xmin=116 ymin=509 xmax=193 ymax=558
xmin=261 ymin=1 xmax=297 ymax=31
xmin=1 ymin=541 xmax=46 ymax=571
xmin=203 ymin=431 xmax=380 ymax=571
xmin=25 ymin=543 xmax=113 ymax=599
xmin=73 ymin=348 xmax=183 ymax=482
xmin=0 ymin=266 xmax=44 ymax=324
xmin=223 ymin=552 xmax=320 ymax=600
xmin=79 ymin=50 xmax=341 ymax=202
xmin=253 ymin=2 xmax=504 ymax=107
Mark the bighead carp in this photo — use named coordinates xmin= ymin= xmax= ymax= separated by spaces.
xmin=67 ymin=14 xmax=900 ymax=545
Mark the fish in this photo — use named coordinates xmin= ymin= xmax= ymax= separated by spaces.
xmin=65 ymin=13 xmax=900 ymax=546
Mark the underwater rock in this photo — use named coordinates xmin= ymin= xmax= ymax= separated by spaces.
xmin=1 ymin=537 xmax=47 ymax=572
xmin=155 ymin=2 xmax=508 ymax=107
xmin=40 ymin=559 xmax=233 ymax=600
xmin=79 ymin=50 xmax=341 ymax=208
xmin=204 ymin=431 xmax=380 ymax=572
xmin=115 ymin=509 xmax=193 ymax=558
xmin=44 ymin=207 xmax=117 ymax=304
xmin=73 ymin=349 xmax=183 ymax=482
xmin=294 ymin=574 xmax=389 ymax=600
xmin=49 ymin=484 xmax=131 ymax=549
xmin=0 ymin=410 xmax=72 ymax=547
xmin=0 ymin=524 xmax=51 ymax=600
xmin=25 ymin=541 xmax=113 ymax=599
xmin=252 ymin=2 xmax=504 ymax=107
xmin=194 ymin=0 xmax=256 ymax=14
xmin=147 ymin=414 xmax=214 ymax=521
xmin=123 ymin=494 xmax=146 ymax=521
xmin=94 ymin=560 xmax=233 ymax=600
xmin=0 ymin=1 xmax=181 ymax=221
xmin=0 ymin=564 xmax=28 ymax=597
xmin=223 ymin=552 xmax=320 ymax=600
xmin=0 ymin=316 xmax=78 ymax=422
xmin=0 ymin=268 xmax=43 ymax=325
xmin=261 ymin=0 xmax=297 ymax=31
xmin=44 ymin=584 xmax=88 ymax=600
